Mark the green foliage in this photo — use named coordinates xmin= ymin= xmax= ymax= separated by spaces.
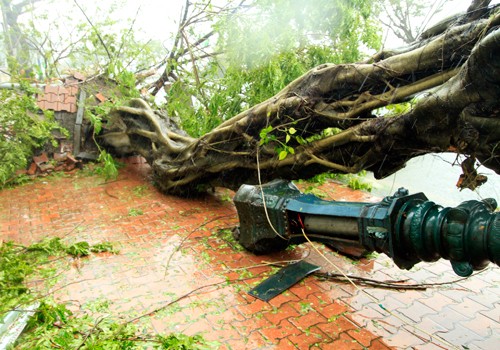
xmin=302 ymin=171 xmax=373 ymax=192
xmin=218 ymin=0 xmax=381 ymax=69
xmin=157 ymin=333 xmax=213 ymax=350
xmin=0 ymin=238 xmax=116 ymax=314
xmin=13 ymin=1 xmax=163 ymax=81
xmin=0 ymin=242 xmax=33 ymax=311
xmin=85 ymin=102 xmax=125 ymax=181
xmin=128 ymin=208 xmax=144 ymax=216
xmin=26 ymin=237 xmax=65 ymax=255
xmin=165 ymin=0 xmax=382 ymax=137
xmin=20 ymin=297 xmax=211 ymax=349
xmin=0 ymin=84 xmax=67 ymax=188
xmin=26 ymin=237 xmax=118 ymax=258
xmin=94 ymin=150 xmax=121 ymax=181
xmin=1 ymin=238 xmax=208 ymax=349
xmin=346 ymin=173 xmax=373 ymax=192
xmin=259 ymin=124 xmax=298 ymax=160
xmin=259 ymin=123 xmax=344 ymax=161
xmin=65 ymin=241 xmax=91 ymax=257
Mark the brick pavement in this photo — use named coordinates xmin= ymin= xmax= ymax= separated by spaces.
xmin=0 ymin=159 xmax=498 ymax=349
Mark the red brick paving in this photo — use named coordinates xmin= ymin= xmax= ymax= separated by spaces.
xmin=1 ymin=160 xmax=499 ymax=349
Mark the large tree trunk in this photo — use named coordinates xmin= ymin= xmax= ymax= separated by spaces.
xmin=101 ymin=5 xmax=500 ymax=196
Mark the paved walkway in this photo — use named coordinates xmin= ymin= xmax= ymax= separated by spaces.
xmin=0 ymin=159 xmax=498 ymax=349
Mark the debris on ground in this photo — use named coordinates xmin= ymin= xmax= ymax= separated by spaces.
xmin=24 ymin=151 xmax=82 ymax=177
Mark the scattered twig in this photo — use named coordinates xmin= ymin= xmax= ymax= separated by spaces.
xmin=163 ymin=214 xmax=235 ymax=278
xmin=126 ymin=275 xmax=256 ymax=325
xmin=314 ymin=272 xmax=427 ymax=290
xmin=76 ymin=317 xmax=104 ymax=349
xmin=125 ymin=281 xmax=225 ymax=324
xmin=104 ymin=188 xmax=119 ymax=199
xmin=98 ymin=178 xmax=128 ymax=186
xmin=60 ymin=220 xmax=85 ymax=239
xmin=38 ymin=278 xmax=98 ymax=299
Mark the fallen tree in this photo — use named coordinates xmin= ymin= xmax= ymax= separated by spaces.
xmin=100 ymin=1 xmax=500 ymax=196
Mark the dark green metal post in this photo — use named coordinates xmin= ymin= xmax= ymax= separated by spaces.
xmin=233 ymin=180 xmax=499 ymax=276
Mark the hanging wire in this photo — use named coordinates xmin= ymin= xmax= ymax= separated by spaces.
xmin=256 ymin=146 xmax=288 ymax=241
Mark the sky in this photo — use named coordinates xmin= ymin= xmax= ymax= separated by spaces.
xmin=92 ymin=0 xmax=498 ymax=40
xmin=3 ymin=0 xmax=499 ymax=72
xmin=0 ymin=1 xmax=180 ymax=51
xmin=30 ymin=0 xmax=496 ymax=46
xmin=115 ymin=0 xmax=184 ymax=41
xmin=8 ymin=0 xmax=497 ymax=57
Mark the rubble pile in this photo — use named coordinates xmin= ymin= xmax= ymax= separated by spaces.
xmin=26 ymin=152 xmax=82 ymax=177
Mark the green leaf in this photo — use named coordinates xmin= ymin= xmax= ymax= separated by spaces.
xmin=288 ymin=127 xmax=297 ymax=135
xmin=65 ymin=242 xmax=91 ymax=257
xmin=296 ymin=136 xmax=306 ymax=145
xmin=285 ymin=134 xmax=291 ymax=143
xmin=278 ymin=150 xmax=288 ymax=160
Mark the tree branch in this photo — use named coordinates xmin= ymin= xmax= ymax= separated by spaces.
xmin=100 ymin=5 xmax=500 ymax=195
xmin=72 ymin=0 xmax=112 ymax=61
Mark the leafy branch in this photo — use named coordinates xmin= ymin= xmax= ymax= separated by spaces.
xmin=0 ymin=237 xmax=213 ymax=349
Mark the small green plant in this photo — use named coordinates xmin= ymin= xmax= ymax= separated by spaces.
xmin=219 ymin=189 xmax=233 ymax=202
xmin=91 ymin=242 xmax=120 ymax=254
xmin=128 ymin=208 xmax=144 ymax=216
xmin=133 ymin=184 xmax=149 ymax=197
xmin=364 ymin=251 xmax=379 ymax=259
xmin=299 ymin=302 xmax=314 ymax=314
xmin=377 ymin=100 xmax=414 ymax=117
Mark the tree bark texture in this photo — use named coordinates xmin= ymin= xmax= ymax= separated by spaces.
xmin=101 ymin=6 xmax=500 ymax=196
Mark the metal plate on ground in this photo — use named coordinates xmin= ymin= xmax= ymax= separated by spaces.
xmin=248 ymin=261 xmax=321 ymax=301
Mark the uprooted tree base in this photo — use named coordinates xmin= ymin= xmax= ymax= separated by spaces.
xmin=100 ymin=5 xmax=500 ymax=196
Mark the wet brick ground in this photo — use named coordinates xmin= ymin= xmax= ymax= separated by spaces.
xmin=0 ymin=158 xmax=498 ymax=349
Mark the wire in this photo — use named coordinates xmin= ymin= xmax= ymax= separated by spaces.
xmin=255 ymin=146 xmax=288 ymax=241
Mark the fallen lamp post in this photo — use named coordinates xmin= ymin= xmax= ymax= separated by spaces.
xmin=233 ymin=179 xmax=499 ymax=277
